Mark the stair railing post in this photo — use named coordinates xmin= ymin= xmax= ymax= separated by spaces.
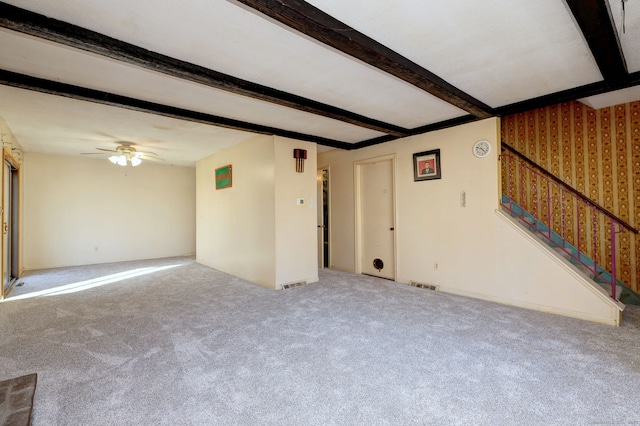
xmin=576 ymin=201 xmax=582 ymax=265
xmin=509 ymin=155 xmax=515 ymax=210
xmin=533 ymin=173 xmax=538 ymax=233
xmin=547 ymin=179 xmax=552 ymax=239
xmin=610 ymin=221 xmax=617 ymax=300
xmin=561 ymin=189 xmax=566 ymax=250
xmin=591 ymin=205 xmax=597 ymax=276
xmin=520 ymin=162 xmax=526 ymax=222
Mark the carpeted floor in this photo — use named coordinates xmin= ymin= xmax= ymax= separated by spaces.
xmin=1 ymin=257 xmax=639 ymax=425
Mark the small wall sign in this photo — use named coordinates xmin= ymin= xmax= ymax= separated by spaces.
xmin=215 ymin=164 xmax=232 ymax=190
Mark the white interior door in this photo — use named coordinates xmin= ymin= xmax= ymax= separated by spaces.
xmin=359 ymin=158 xmax=395 ymax=279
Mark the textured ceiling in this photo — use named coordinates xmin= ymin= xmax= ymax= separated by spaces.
xmin=303 ymin=0 xmax=603 ymax=106
xmin=0 ymin=0 xmax=638 ymax=167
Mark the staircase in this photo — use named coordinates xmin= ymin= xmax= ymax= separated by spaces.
xmin=501 ymin=194 xmax=639 ymax=304
xmin=500 ymin=144 xmax=640 ymax=305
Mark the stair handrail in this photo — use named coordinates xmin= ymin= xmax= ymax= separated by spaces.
xmin=501 ymin=143 xmax=638 ymax=234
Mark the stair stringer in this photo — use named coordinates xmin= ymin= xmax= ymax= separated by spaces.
xmin=494 ymin=209 xmax=624 ymax=326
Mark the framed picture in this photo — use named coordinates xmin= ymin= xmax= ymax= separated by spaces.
xmin=413 ymin=149 xmax=441 ymax=181
xmin=215 ymin=164 xmax=232 ymax=190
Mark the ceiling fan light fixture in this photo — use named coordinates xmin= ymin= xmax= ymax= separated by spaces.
xmin=87 ymin=143 xmax=159 ymax=167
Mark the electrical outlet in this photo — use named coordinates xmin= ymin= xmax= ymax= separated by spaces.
xmin=434 ymin=262 xmax=440 ymax=270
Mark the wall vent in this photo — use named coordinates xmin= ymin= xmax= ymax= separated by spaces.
xmin=282 ymin=281 xmax=307 ymax=289
xmin=408 ymin=281 xmax=439 ymax=291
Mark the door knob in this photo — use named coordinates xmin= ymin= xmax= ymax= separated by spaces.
xmin=3 ymin=222 xmax=7 ymax=234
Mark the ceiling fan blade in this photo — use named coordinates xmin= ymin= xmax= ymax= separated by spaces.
xmin=96 ymin=148 xmax=119 ymax=153
xmin=80 ymin=152 xmax=109 ymax=155
xmin=140 ymin=155 xmax=164 ymax=162
xmin=136 ymin=150 xmax=159 ymax=157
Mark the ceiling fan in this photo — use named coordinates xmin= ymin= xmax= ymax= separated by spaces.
xmin=81 ymin=142 xmax=163 ymax=167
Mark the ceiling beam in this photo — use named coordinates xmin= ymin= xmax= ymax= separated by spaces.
xmin=234 ymin=0 xmax=494 ymax=119
xmin=494 ymin=71 xmax=640 ymax=117
xmin=353 ymin=115 xmax=478 ymax=150
xmin=565 ymin=0 xmax=627 ymax=84
xmin=0 ymin=69 xmax=353 ymax=149
xmin=0 ymin=1 xmax=408 ymax=137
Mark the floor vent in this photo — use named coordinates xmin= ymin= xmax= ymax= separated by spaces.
xmin=283 ymin=281 xmax=307 ymax=289
xmin=408 ymin=281 xmax=439 ymax=291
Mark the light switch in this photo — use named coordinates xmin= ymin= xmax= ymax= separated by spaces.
xmin=296 ymin=198 xmax=305 ymax=207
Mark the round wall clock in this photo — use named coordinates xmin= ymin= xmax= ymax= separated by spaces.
xmin=472 ymin=140 xmax=491 ymax=158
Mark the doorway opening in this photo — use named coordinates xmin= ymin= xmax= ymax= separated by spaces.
xmin=2 ymin=150 xmax=19 ymax=299
xmin=317 ymin=167 xmax=330 ymax=269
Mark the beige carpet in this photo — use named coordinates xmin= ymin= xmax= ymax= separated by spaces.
xmin=1 ymin=257 xmax=639 ymax=425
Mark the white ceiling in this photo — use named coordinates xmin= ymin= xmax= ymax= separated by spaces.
xmin=0 ymin=0 xmax=639 ymax=167
xmin=304 ymin=0 xmax=602 ymax=107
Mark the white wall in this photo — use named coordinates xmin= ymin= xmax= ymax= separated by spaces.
xmin=23 ymin=152 xmax=195 ymax=269
xmin=274 ymin=137 xmax=318 ymax=287
xmin=492 ymin=212 xmax=622 ymax=324
xmin=319 ymin=118 xmax=622 ymax=325
xmin=196 ymin=135 xmax=276 ymax=288
xmin=196 ymin=135 xmax=317 ymax=290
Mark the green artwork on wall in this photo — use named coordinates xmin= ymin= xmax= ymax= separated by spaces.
xmin=215 ymin=164 xmax=232 ymax=190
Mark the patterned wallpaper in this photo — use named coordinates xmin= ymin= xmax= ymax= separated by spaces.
xmin=501 ymin=100 xmax=640 ymax=294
